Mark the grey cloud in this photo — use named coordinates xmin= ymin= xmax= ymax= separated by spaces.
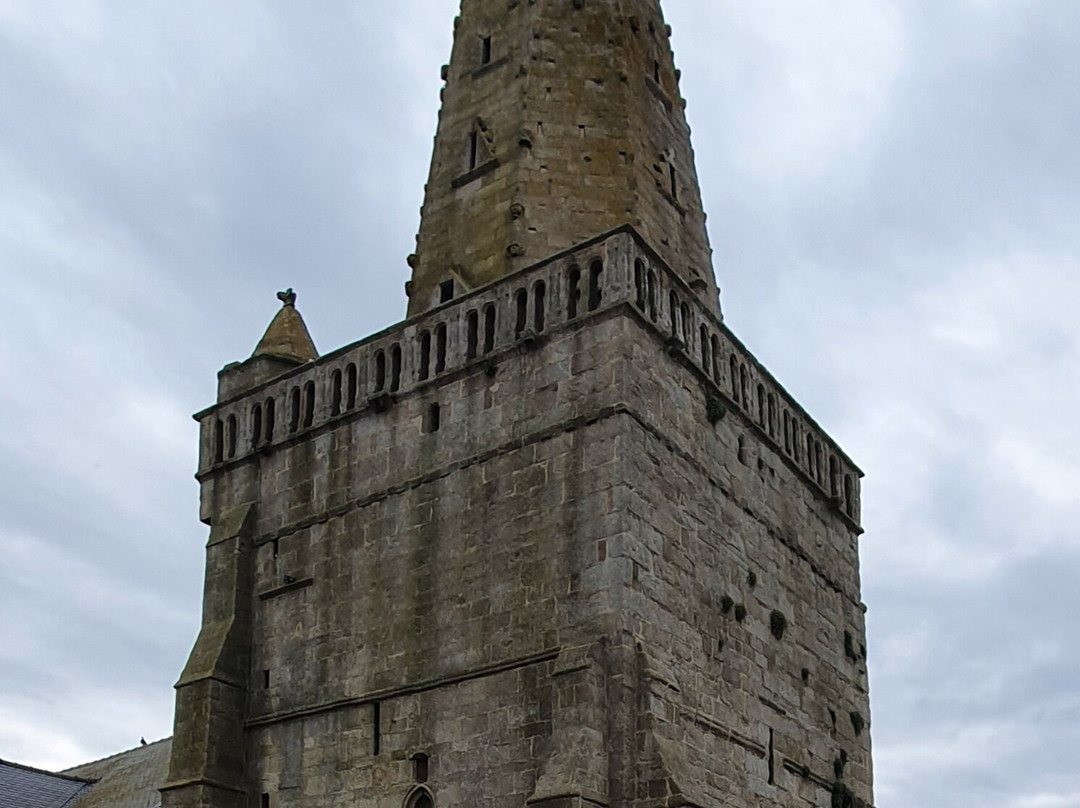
xmin=1 ymin=1 xmax=1077 ymax=804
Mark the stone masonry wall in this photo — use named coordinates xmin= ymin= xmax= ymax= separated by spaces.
xmin=174 ymin=228 xmax=871 ymax=808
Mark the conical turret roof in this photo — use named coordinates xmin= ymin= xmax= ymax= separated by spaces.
xmin=252 ymin=289 xmax=318 ymax=363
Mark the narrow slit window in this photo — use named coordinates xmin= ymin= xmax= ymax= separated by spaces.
xmin=262 ymin=670 xmax=270 ymax=689
xmin=567 ymin=267 xmax=581 ymax=320
xmin=634 ymin=260 xmax=646 ymax=310
xmin=768 ymin=394 xmax=777 ymax=437
xmin=265 ymin=397 xmax=276 ymax=442
xmin=514 ymin=289 xmax=528 ymax=338
xmin=588 ymin=260 xmax=603 ymax=311
xmin=413 ymin=753 xmax=430 ymax=784
xmin=439 ymin=279 xmax=455 ymax=304
xmin=372 ymin=702 xmax=381 ymax=756
xmin=213 ymin=418 xmax=224 ymax=464
xmin=739 ymin=364 xmax=748 ymax=409
xmin=830 ymin=456 xmax=840 ymax=497
xmin=469 ymin=130 xmax=480 ymax=171
xmin=289 ymin=387 xmax=301 ymax=433
xmin=481 ymin=35 xmax=492 ymax=65
xmin=844 ymin=475 xmax=855 ymax=516
xmin=374 ymin=351 xmax=386 ymax=392
xmin=757 ymin=385 xmax=766 ymax=425
xmin=783 ymin=411 xmax=792 ymax=453
xmin=807 ymin=434 xmax=814 ymax=472
xmin=227 ymin=414 xmax=238 ymax=459
xmin=303 ymin=381 xmax=315 ymax=428
xmin=729 ymin=356 xmax=739 ymax=402
xmin=680 ymin=302 xmax=690 ymax=343
xmin=346 ymin=364 xmax=358 ymax=409
xmin=435 ymin=324 xmax=448 ymax=373
xmin=251 ymin=405 xmax=263 ymax=449
xmin=534 ymin=281 xmax=546 ymax=332
xmin=700 ymin=325 xmax=710 ymax=370
xmin=331 ymin=369 xmax=343 ymax=415
xmin=711 ymin=335 xmax=721 ymax=382
xmin=418 ymin=331 xmax=431 ymax=382
xmin=647 ymin=270 xmax=658 ymax=321
xmin=466 ymin=310 xmax=479 ymax=359
xmin=669 ymin=292 xmax=679 ymax=338
xmin=654 ymin=60 xmax=661 ymax=84
xmin=669 ymin=163 xmax=678 ymax=200
xmin=424 ymin=403 xmax=441 ymax=434
xmin=390 ymin=345 xmax=402 ymax=393
xmin=262 ymin=793 xmax=270 ymax=808
xmin=483 ymin=305 xmax=496 ymax=354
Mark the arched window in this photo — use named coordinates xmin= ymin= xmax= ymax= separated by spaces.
xmin=757 ymin=384 xmax=765 ymax=426
xmin=711 ymin=335 xmax=721 ymax=382
xmin=669 ymin=291 xmax=680 ymax=339
xmin=466 ymin=310 xmax=479 ymax=359
xmin=767 ymin=393 xmax=777 ymax=438
xmin=435 ymin=324 xmax=448 ymax=373
xmin=373 ymin=351 xmax=386 ymax=393
xmin=587 ymin=260 xmax=603 ymax=311
xmin=783 ymin=410 xmax=792 ymax=454
xmin=739 ymin=364 xmax=748 ymax=410
xmin=483 ymin=305 xmax=496 ymax=353
xmin=729 ymin=356 xmax=739 ymax=403
xmin=346 ymin=364 xmax=358 ymax=410
xmin=700 ymin=325 xmax=710 ymax=370
xmin=251 ymin=404 xmax=263 ymax=448
xmin=806 ymin=434 xmax=814 ymax=473
xmin=534 ymin=280 xmax=546 ymax=333
xmin=567 ymin=266 xmax=581 ymax=320
xmin=289 ymin=387 xmax=301 ymax=433
xmin=213 ymin=418 xmax=224 ymax=464
xmin=418 ymin=331 xmax=432 ymax=381
xmin=830 ymin=456 xmax=840 ymax=498
xmin=814 ymin=441 xmax=824 ymax=484
xmin=514 ymin=289 xmax=528 ymax=338
xmin=791 ymin=420 xmax=800 ymax=462
xmin=634 ymin=260 xmax=646 ymax=310
xmin=390 ymin=344 xmax=402 ymax=393
xmin=265 ymin=397 xmax=276 ymax=442
xmin=844 ymin=474 xmax=855 ymax=517
xmin=331 ymin=369 xmax=343 ymax=415
xmin=226 ymin=414 xmax=238 ymax=459
xmin=647 ymin=270 xmax=658 ymax=321
xmin=303 ymin=381 xmax=315 ymax=428
xmin=680 ymin=302 xmax=691 ymax=344
xmin=405 ymin=788 xmax=434 ymax=808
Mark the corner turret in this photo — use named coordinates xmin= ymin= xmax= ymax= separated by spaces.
xmin=217 ymin=289 xmax=318 ymax=401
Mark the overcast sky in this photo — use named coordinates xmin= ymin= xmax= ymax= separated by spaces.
xmin=1 ymin=1 xmax=1077 ymax=805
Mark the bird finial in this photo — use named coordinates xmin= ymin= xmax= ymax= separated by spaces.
xmin=277 ymin=288 xmax=297 ymax=307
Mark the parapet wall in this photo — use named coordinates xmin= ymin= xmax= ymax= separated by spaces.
xmin=195 ymin=227 xmax=862 ymax=530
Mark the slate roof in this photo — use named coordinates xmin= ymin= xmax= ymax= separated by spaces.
xmin=0 ymin=758 xmax=94 ymax=808
xmin=62 ymin=738 xmax=171 ymax=808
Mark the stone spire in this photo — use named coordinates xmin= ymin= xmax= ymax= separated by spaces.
xmin=252 ymin=288 xmax=318 ymax=364
xmin=407 ymin=0 xmax=720 ymax=318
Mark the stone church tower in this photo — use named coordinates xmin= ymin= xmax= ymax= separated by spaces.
xmin=162 ymin=2 xmax=874 ymax=808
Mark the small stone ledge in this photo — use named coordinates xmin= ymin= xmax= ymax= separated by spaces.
xmin=645 ymin=75 xmax=674 ymax=113
xmin=246 ymin=646 xmax=560 ymax=729
xmin=451 ymin=158 xmax=499 ymax=189
xmin=258 ymin=577 xmax=314 ymax=600
xmin=471 ymin=55 xmax=509 ymax=80
xmin=659 ymin=186 xmax=686 ymax=217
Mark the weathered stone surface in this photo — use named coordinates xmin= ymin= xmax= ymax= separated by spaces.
xmin=408 ymin=0 xmax=719 ymax=319
xmin=166 ymin=2 xmax=874 ymax=808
